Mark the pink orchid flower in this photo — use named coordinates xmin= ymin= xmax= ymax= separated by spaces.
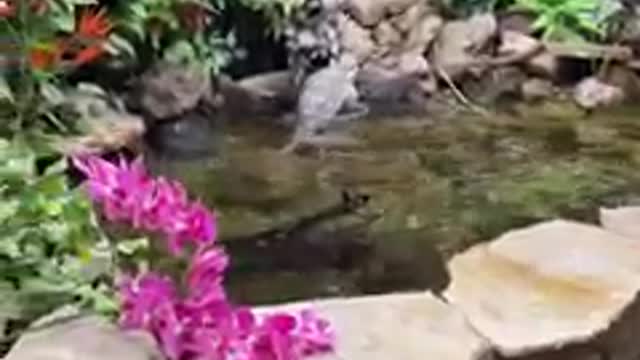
xmin=76 ymin=154 xmax=334 ymax=360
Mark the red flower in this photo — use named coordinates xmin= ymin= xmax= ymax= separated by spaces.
xmin=29 ymin=41 xmax=65 ymax=70
xmin=76 ymin=7 xmax=112 ymax=38
xmin=69 ymin=7 xmax=113 ymax=66
xmin=72 ymin=44 xmax=104 ymax=66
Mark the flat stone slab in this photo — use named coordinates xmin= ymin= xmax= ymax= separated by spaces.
xmin=600 ymin=206 xmax=640 ymax=239
xmin=4 ymin=315 xmax=162 ymax=360
xmin=445 ymin=220 xmax=640 ymax=359
xmin=259 ymin=292 xmax=493 ymax=360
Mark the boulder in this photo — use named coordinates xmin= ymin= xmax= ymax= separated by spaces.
xmin=390 ymin=2 xmax=430 ymax=33
xmin=431 ymin=13 xmax=498 ymax=80
xmin=216 ymin=74 xmax=293 ymax=118
xmin=4 ymin=314 xmax=162 ymax=360
xmin=498 ymin=30 xmax=543 ymax=63
xmin=601 ymin=64 xmax=640 ymax=101
xmin=373 ymin=21 xmax=403 ymax=48
xmin=131 ymin=62 xmax=211 ymax=121
xmin=402 ymin=14 xmax=443 ymax=54
xmin=498 ymin=10 xmax=536 ymax=35
xmin=257 ymin=293 xmax=494 ymax=360
xmin=573 ymin=77 xmax=625 ymax=110
xmin=600 ymin=206 xmax=640 ymax=239
xmin=525 ymin=51 xmax=560 ymax=79
xmin=338 ymin=13 xmax=376 ymax=63
xmin=521 ymin=78 xmax=556 ymax=102
xmin=356 ymin=64 xmax=430 ymax=107
xmin=345 ymin=0 xmax=417 ymax=27
xmin=446 ymin=220 xmax=640 ymax=359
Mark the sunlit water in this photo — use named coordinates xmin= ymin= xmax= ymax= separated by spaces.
xmin=143 ymin=102 xmax=640 ymax=305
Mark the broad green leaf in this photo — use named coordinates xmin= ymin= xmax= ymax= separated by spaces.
xmin=43 ymin=158 xmax=68 ymax=176
xmin=32 ymin=174 xmax=67 ymax=196
xmin=50 ymin=11 xmax=76 ymax=33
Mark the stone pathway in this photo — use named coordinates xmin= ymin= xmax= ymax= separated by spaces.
xmin=265 ymin=209 xmax=640 ymax=360
xmin=6 ymin=207 xmax=640 ymax=360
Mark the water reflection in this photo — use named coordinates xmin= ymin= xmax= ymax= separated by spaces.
xmin=143 ymin=104 xmax=640 ymax=304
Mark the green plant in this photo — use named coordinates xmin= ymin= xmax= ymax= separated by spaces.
xmin=510 ymin=0 xmax=623 ymax=41
xmin=238 ymin=0 xmax=305 ymax=36
xmin=0 ymin=0 xmax=116 ymax=133
xmin=108 ymin=0 xmax=234 ymax=73
xmin=0 ymin=138 xmax=151 ymax=344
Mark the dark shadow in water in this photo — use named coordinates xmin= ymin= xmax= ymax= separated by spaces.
xmin=222 ymin=190 xmax=451 ymax=304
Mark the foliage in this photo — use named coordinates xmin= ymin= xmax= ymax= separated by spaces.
xmin=75 ymin=154 xmax=335 ymax=360
xmin=107 ymin=0 xmax=234 ymax=73
xmin=0 ymin=0 xmax=235 ymax=135
xmin=0 ymin=138 xmax=123 ymax=337
xmin=238 ymin=0 xmax=306 ymax=36
xmin=0 ymin=0 xmax=116 ymax=133
xmin=510 ymin=0 xmax=624 ymax=41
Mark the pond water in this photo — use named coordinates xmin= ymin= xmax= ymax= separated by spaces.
xmin=143 ymin=102 xmax=640 ymax=305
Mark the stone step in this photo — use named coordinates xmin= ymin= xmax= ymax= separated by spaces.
xmin=259 ymin=292 xmax=494 ymax=360
xmin=445 ymin=219 xmax=640 ymax=360
xmin=8 ymin=218 xmax=640 ymax=360
xmin=600 ymin=206 xmax=640 ymax=240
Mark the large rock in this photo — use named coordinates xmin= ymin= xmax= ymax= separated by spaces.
xmin=431 ymin=13 xmax=498 ymax=80
xmin=4 ymin=315 xmax=162 ymax=360
xmin=215 ymin=74 xmax=293 ymax=118
xmin=498 ymin=30 xmax=542 ymax=63
xmin=345 ymin=0 xmax=417 ymax=27
xmin=524 ymin=51 xmax=560 ymax=79
xmin=573 ymin=77 xmax=625 ymax=110
xmin=338 ymin=13 xmax=376 ymax=63
xmin=258 ymin=293 xmax=494 ymax=360
xmin=402 ymin=14 xmax=443 ymax=54
xmin=54 ymin=85 xmax=146 ymax=155
xmin=131 ymin=62 xmax=211 ymax=121
xmin=373 ymin=21 xmax=403 ymax=48
xmin=390 ymin=1 xmax=430 ymax=33
xmin=521 ymin=77 xmax=556 ymax=102
xmin=445 ymin=220 xmax=640 ymax=359
xmin=600 ymin=206 xmax=640 ymax=239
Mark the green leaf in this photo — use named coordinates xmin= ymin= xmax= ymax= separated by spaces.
xmin=0 ymin=76 xmax=14 ymax=104
xmin=104 ymin=34 xmax=137 ymax=58
xmin=0 ymin=282 xmax=24 ymax=320
xmin=50 ymin=11 xmax=76 ymax=33
xmin=116 ymin=237 xmax=149 ymax=255
xmin=43 ymin=158 xmax=68 ymax=176
xmin=40 ymin=82 xmax=65 ymax=106
xmin=76 ymin=83 xmax=108 ymax=98
xmin=0 ymin=200 xmax=19 ymax=223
